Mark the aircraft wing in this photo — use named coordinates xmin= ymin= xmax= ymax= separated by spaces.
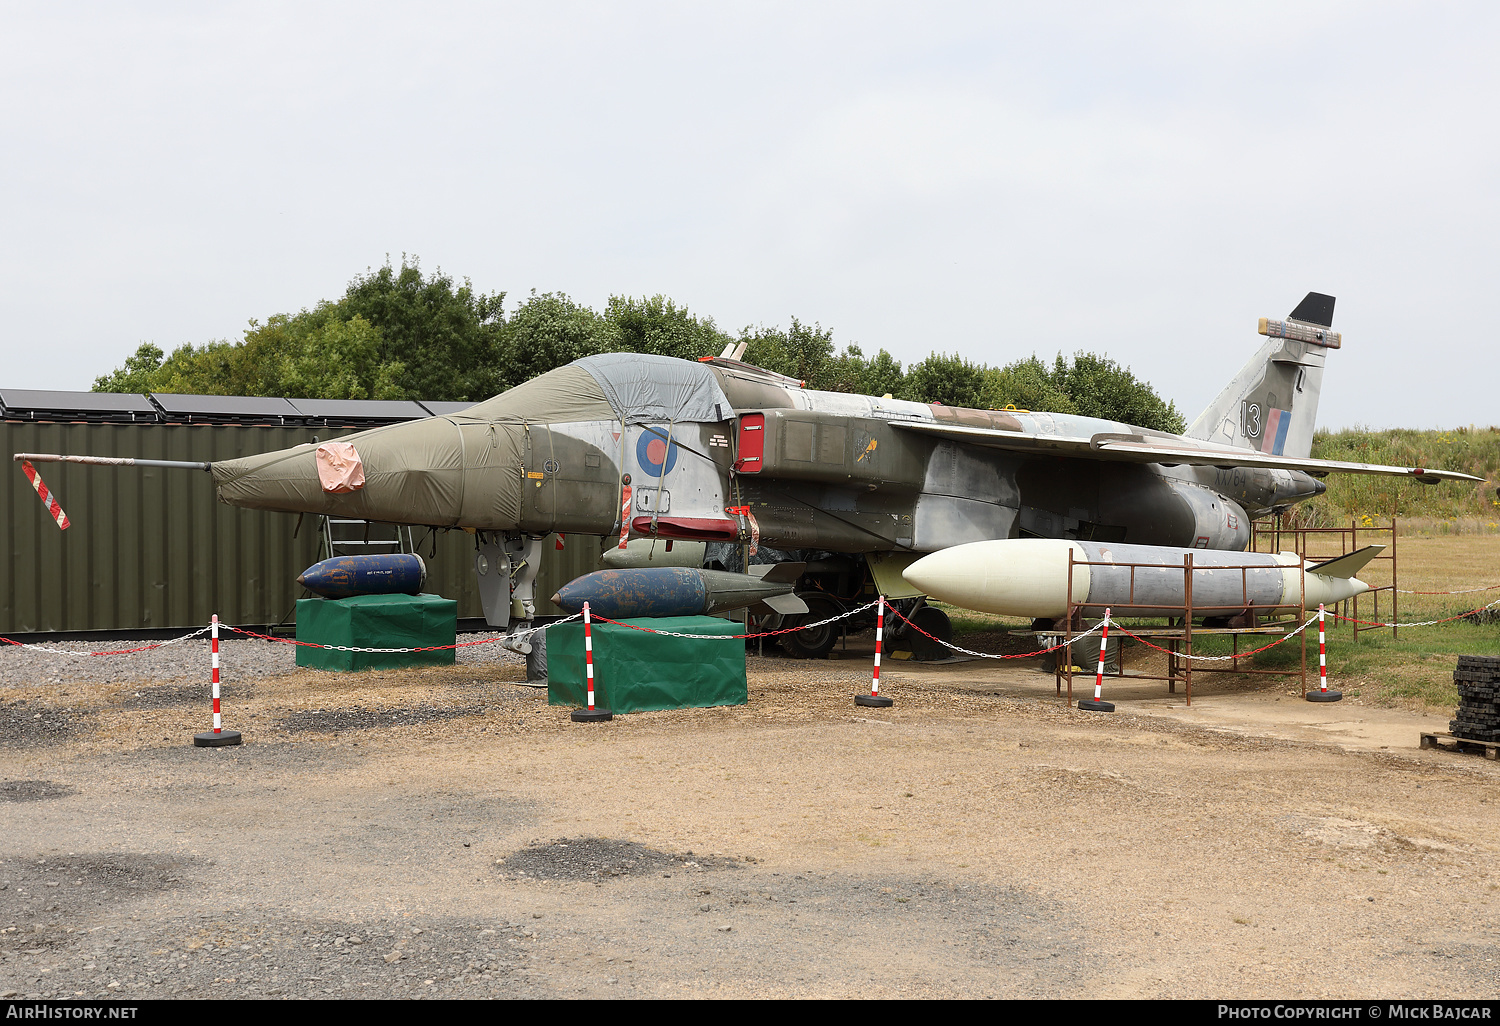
xmin=891 ymin=421 xmax=1483 ymax=483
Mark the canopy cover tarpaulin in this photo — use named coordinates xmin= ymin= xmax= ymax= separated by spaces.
xmin=450 ymin=363 xmax=614 ymax=426
xmin=575 ymin=353 xmax=732 ymax=425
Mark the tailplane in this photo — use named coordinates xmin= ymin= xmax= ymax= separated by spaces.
xmin=1307 ymin=544 xmax=1384 ymax=579
xmin=1186 ymin=292 xmax=1340 ymax=459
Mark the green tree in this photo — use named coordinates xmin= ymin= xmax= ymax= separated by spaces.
xmin=90 ymin=261 xmax=1184 ymax=427
xmin=92 ymin=257 xmax=505 ymax=401
xmin=234 ymin=304 xmax=351 ymax=395
xmin=899 ymin=352 xmax=989 ymax=408
xmin=968 ymin=352 xmax=1183 ymax=431
xmin=93 ymin=343 xmax=168 ymax=393
xmin=91 ymin=308 xmax=404 ymax=401
xmin=338 ymin=257 xmax=506 ymax=401
xmin=497 ymin=291 xmax=608 ymax=390
xmin=1050 ymin=352 xmax=1184 ymax=432
xmin=147 ymin=340 xmax=246 ymax=395
xmin=738 ymin=318 xmax=836 ymax=387
xmin=274 ymin=315 xmax=404 ymax=400
xmin=601 ymin=294 xmax=729 ymax=361
xmin=820 ymin=342 xmax=871 ymax=394
xmin=853 ymin=348 xmax=905 ymax=398
xmin=981 ymin=355 xmax=1076 ymax=414
xmin=736 ymin=321 xmax=904 ymax=397
xmin=92 ymin=339 xmax=248 ymax=395
xmin=817 ymin=343 xmax=906 ymax=397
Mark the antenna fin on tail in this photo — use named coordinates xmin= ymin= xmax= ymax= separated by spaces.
xmin=1289 ymin=292 xmax=1336 ymax=327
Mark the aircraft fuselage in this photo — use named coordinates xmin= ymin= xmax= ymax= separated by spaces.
xmin=506 ymin=374 xmax=1321 ymax=556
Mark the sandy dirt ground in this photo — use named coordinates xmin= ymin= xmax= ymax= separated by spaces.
xmin=3 ymin=637 xmax=1499 ymax=1001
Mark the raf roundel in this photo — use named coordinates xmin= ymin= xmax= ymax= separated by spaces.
xmin=635 ymin=428 xmax=679 ymax=478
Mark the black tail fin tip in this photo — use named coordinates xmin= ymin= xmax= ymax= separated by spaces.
xmin=1289 ymin=292 xmax=1336 ymax=328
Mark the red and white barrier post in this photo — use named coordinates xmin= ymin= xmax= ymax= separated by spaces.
xmin=20 ymin=460 xmax=70 ymax=530
xmin=1078 ymin=607 xmax=1115 ymax=712
xmin=856 ymin=595 xmax=893 ymax=708
xmin=193 ymin=614 xmax=242 ymax=746
xmin=1306 ymin=603 xmax=1343 ymax=702
xmin=572 ymin=601 xmax=614 ymax=722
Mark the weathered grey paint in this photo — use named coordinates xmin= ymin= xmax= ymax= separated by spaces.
xmin=2 ymin=421 xmax=597 ymax=633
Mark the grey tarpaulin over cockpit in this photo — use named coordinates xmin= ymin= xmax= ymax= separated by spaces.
xmin=574 ymin=353 xmax=733 ymax=426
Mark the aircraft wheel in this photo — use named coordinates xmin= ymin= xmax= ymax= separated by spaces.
xmin=906 ymin=605 xmax=953 ymax=661
xmin=779 ymin=593 xmax=844 ymax=659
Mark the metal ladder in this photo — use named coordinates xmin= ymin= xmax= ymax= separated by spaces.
xmin=318 ymin=517 xmax=415 ymax=561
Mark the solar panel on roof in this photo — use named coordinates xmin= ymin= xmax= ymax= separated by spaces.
xmin=419 ymin=401 xmax=478 ymax=416
xmin=0 ymin=389 xmax=159 ymax=421
xmin=3 ymin=388 xmax=481 ymax=425
xmin=150 ymin=393 xmax=301 ymax=421
xmin=285 ymin=398 xmax=431 ymax=421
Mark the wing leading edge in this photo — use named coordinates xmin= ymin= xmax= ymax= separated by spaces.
xmin=890 ymin=421 xmax=1482 ymax=483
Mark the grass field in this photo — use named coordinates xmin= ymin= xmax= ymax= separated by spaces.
xmin=931 ymin=426 xmax=1500 ymax=705
xmin=1292 ymin=425 xmax=1500 ymax=530
xmin=935 ymin=532 xmax=1500 ymax=711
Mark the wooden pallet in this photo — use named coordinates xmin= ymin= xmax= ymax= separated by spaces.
xmin=1420 ymin=731 xmax=1500 ymax=760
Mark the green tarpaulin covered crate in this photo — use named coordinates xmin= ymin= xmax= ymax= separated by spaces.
xmin=295 ymin=593 xmax=457 ymax=671
xmin=548 ymin=615 xmax=747 ymax=713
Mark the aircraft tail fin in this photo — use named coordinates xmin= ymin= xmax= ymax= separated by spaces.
xmin=1186 ymin=292 xmax=1340 ymax=460
xmin=1307 ymin=544 xmax=1384 ymax=579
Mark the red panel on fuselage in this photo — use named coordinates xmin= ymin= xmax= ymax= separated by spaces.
xmin=734 ymin=414 xmax=765 ymax=473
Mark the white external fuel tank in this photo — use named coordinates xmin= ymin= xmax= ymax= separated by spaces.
xmin=902 ymin=538 xmax=1376 ymax=619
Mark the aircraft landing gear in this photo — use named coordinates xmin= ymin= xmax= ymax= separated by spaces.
xmin=779 ymin=592 xmax=844 ymax=659
xmin=902 ymin=604 xmax=953 ymax=661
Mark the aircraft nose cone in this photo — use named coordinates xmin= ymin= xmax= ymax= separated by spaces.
xmin=212 ymin=444 xmax=330 ymax=515
xmin=211 ymin=416 xmax=525 ymax=529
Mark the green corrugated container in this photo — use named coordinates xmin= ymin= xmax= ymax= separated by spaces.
xmin=294 ymin=594 xmax=457 ymax=671
xmin=547 ymin=615 xmax=747 ymax=713
xmin=1 ymin=421 xmax=603 ymax=633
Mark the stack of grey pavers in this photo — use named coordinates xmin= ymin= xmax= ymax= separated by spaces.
xmin=1451 ymin=655 xmax=1500 ymax=742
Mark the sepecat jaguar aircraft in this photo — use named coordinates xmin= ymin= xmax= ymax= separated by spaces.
xmin=17 ymin=292 xmax=1479 ymax=657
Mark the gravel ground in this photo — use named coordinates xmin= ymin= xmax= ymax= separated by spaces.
xmin=0 ymin=632 xmax=528 ymax=749
xmin=0 ymin=631 xmax=529 ymax=687
xmin=0 ymin=845 xmax=1084 ymax=999
xmin=2 ymin=635 xmax=1499 ymax=1000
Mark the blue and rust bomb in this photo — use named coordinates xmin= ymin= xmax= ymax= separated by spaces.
xmin=552 ymin=565 xmax=806 ymax=619
xmin=296 ymin=554 xmax=427 ymax=599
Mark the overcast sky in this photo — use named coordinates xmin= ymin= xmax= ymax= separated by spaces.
xmin=1 ymin=2 xmax=1495 ymax=430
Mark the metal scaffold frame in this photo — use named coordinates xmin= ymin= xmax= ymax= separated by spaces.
xmin=1253 ymin=513 xmax=1399 ymax=642
xmin=1055 ymin=549 xmax=1309 ymax=707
